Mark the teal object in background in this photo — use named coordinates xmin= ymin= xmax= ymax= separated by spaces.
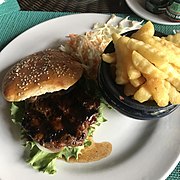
xmin=0 ymin=11 xmax=180 ymax=50
xmin=0 ymin=11 xmax=180 ymax=180
xmin=0 ymin=0 xmax=20 ymax=16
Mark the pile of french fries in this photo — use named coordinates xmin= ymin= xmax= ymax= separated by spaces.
xmin=102 ymin=21 xmax=180 ymax=107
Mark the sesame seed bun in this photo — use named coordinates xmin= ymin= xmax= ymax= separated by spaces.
xmin=2 ymin=49 xmax=83 ymax=102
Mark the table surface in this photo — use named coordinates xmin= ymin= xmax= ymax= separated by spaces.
xmin=17 ymin=0 xmax=133 ymax=13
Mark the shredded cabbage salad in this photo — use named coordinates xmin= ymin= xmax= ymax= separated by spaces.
xmin=60 ymin=14 xmax=142 ymax=79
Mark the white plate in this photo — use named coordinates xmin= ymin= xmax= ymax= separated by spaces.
xmin=125 ymin=0 xmax=180 ymax=25
xmin=0 ymin=13 xmax=180 ymax=180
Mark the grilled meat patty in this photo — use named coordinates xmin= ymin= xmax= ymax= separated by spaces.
xmin=22 ymin=80 xmax=100 ymax=151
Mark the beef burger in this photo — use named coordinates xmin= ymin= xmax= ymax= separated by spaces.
xmin=2 ymin=49 xmax=106 ymax=173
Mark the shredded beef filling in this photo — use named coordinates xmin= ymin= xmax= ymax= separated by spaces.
xmin=22 ymin=80 xmax=100 ymax=150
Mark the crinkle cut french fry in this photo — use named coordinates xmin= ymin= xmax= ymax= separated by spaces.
xmin=102 ymin=52 xmax=116 ymax=63
xmin=159 ymin=61 xmax=180 ymax=78
xmin=130 ymin=76 xmax=146 ymax=88
xmin=172 ymin=64 xmax=180 ymax=73
xmin=133 ymin=82 xmax=152 ymax=103
xmin=153 ymin=36 xmax=180 ymax=54
xmin=131 ymin=21 xmax=155 ymax=39
xmin=151 ymin=37 xmax=180 ymax=68
xmin=115 ymin=60 xmax=129 ymax=84
xmin=112 ymin=33 xmax=121 ymax=44
xmin=165 ymin=81 xmax=180 ymax=104
xmin=168 ymin=77 xmax=180 ymax=91
xmin=126 ymin=37 xmax=169 ymax=67
xmin=117 ymin=36 xmax=141 ymax=80
xmin=159 ymin=64 xmax=180 ymax=91
xmin=146 ymin=78 xmax=169 ymax=107
xmin=125 ymin=51 xmax=141 ymax=80
xmin=132 ymin=35 xmax=180 ymax=67
xmin=114 ymin=36 xmax=129 ymax=84
xmin=127 ymin=64 xmax=142 ymax=80
xmin=162 ymin=33 xmax=180 ymax=47
xmin=132 ymin=51 xmax=168 ymax=79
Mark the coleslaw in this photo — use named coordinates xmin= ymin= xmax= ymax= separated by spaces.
xmin=60 ymin=14 xmax=142 ymax=79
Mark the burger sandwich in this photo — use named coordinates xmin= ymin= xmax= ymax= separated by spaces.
xmin=2 ymin=49 xmax=110 ymax=174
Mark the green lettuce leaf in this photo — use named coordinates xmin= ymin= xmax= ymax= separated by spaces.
xmin=25 ymin=141 xmax=60 ymax=174
xmin=58 ymin=146 xmax=84 ymax=161
xmin=10 ymin=99 xmax=106 ymax=174
xmin=87 ymin=101 xmax=107 ymax=137
xmin=11 ymin=102 xmax=25 ymax=124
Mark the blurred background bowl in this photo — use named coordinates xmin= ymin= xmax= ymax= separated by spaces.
xmin=98 ymin=30 xmax=178 ymax=120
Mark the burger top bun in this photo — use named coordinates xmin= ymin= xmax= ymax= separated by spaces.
xmin=2 ymin=49 xmax=83 ymax=102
